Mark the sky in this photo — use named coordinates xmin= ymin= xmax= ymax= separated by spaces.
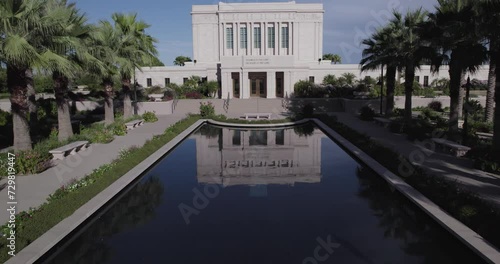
xmin=73 ymin=0 xmax=438 ymax=65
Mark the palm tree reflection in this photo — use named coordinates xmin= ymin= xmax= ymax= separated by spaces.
xmin=47 ymin=176 xmax=164 ymax=264
xmin=356 ymin=167 xmax=483 ymax=263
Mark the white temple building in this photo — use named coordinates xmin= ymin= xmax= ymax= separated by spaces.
xmin=135 ymin=1 xmax=490 ymax=99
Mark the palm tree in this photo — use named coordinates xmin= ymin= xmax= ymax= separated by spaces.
xmin=0 ymin=0 xmax=74 ymax=150
xmin=395 ymin=9 xmax=435 ymax=125
xmin=360 ymin=23 xmax=401 ymax=116
xmin=323 ymin=53 xmax=342 ymax=64
xmin=90 ymin=21 xmax=120 ymax=125
xmin=474 ymin=1 xmax=500 ymax=124
xmin=341 ymin=73 xmax=357 ymax=86
xmin=48 ymin=1 xmax=104 ymax=141
xmin=112 ymin=13 xmax=159 ymax=119
xmin=173 ymin=56 xmax=192 ymax=66
xmin=424 ymin=0 xmax=487 ymax=138
xmin=473 ymin=1 xmax=500 ymax=151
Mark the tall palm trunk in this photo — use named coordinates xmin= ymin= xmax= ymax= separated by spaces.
xmin=103 ymin=78 xmax=115 ymax=125
xmin=122 ymin=77 xmax=133 ymax=119
xmin=7 ymin=65 xmax=32 ymax=151
xmin=457 ymin=73 xmax=466 ymax=120
xmin=385 ymin=65 xmax=397 ymax=117
xmin=493 ymin=49 xmax=500 ymax=152
xmin=26 ymin=69 xmax=37 ymax=135
xmin=486 ymin=48 xmax=496 ymax=122
xmin=53 ymin=71 xmax=73 ymax=141
xmin=448 ymin=57 xmax=463 ymax=139
xmin=404 ymin=63 xmax=415 ymax=124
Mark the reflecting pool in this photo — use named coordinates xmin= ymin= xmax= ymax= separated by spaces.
xmin=41 ymin=123 xmax=484 ymax=263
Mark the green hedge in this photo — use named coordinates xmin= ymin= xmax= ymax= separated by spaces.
xmin=0 ymin=115 xmax=201 ymax=263
xmin=318 ymin=115 xmax=500 ymax=250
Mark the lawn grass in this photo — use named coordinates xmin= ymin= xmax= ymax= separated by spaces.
xmin=0 ymin=93 xmax=8 ymax=100
xmin=0 ymin=115 xmax=201 ymax=263
xmin=317 ymin=115 xmax=500 ymax=250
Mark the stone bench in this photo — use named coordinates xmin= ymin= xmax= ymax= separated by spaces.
xmin=476 ymin=132 xmax=493 ymax=143
xmin=49 ymin=141 xmax=89 ymax=160
xmin=431 ymin=138 xmax=471 ymax=157
xmin=242 ymin=113 xmax=272 ymax=120
xmin=125 ymin=119 xmax=144 ymax=130
xmin=373 ymin=117 xmax=391 ymax=128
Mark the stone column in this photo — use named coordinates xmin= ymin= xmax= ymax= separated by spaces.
xmin=235 ymin=22 xmax=239 ymax=56
xmin=293 ymin=21 xmax=299 ymax=60
xmin=267 ymin=71 xmax=276 ymax=99
xmin=247 ymin=22 xmax=253 ymax=55
xmin=263 ymin=22 xmax=267 ymax=56
xmin=277 ymin=22 xmax=281 ymax=55
xmin=241 ymin=70 xmax=249 ymax=99
xmin=284 ymin=71 xmax=291 ymax=97
xmin=220 ymin=22 xmax=225 ymax=57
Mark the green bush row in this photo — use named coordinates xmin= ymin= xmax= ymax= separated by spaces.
xmin=317 ymin=115 xmax=500 ymax=250
xmin=0 ymin=115 xmax=201 ymax=263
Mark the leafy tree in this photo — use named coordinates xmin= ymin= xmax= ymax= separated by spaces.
xmin=174 ymin=56 xmax=192 ymax=66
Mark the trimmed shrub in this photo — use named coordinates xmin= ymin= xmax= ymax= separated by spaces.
xmin=143 ymin=111 xmax=158 ymax=123
xmin=185 ymin=91 xmax=203 ymax=99
xmin=0 ymin=109 xmax=10 ymax=126
xmin=302 ymin=103 xmax=314 ymax=118
xmin=359 ymin=106 xmax=375 ymax=121
xmin=199 ymin=102 xmax=215 ymax=117
xmin=427 ymin=101 xmax=443 ymax=112
xmin=79 ymin=123 xmax=115 ymax=144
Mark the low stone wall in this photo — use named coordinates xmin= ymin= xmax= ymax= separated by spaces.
xmin=135 ymin=101 xmax=174 ymax=115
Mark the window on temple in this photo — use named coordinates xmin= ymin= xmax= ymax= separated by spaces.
xmin=146 ymin=78 xmax=152 ymax=87
xmin=240 ymin=27 xmax=247 ymax=49
xmin=268 ymin=27 xmax=275 ymax=48
xmin=226 ymin=27 xmax=233 ymax=49
xmin=254 ymin=27 xmax=261 ymax=48
xmin=281 ymin=26 xmax=289 ymax=48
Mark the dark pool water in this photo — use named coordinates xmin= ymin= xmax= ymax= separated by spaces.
xmin=41 ymin=123 xmax=484 ymax=264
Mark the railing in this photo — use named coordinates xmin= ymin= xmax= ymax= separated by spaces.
xmin=223 ymin=92 xmax=230 ymax=113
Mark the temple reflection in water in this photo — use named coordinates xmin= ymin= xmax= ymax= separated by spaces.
xmin=194 ymin=125 xmax=324 ymax=186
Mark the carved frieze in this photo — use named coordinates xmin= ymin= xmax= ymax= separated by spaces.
xmin=218 ymin=12 xmax=322 ymax=22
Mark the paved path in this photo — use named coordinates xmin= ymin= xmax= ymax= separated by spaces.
xmin=332 ymin=113 xmax=500 ymax=208
xmin=0 ymin=114 xmax=186 ymax=225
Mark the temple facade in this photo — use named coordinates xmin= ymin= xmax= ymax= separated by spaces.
xmin=135 ymin=1 xmax=490 ymax=99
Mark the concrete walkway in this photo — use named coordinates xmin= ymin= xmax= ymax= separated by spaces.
xmin=332 ymin=112 xmax=500 ymax=208
xmin=0 ymin=114 xmax=186 ymax=225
